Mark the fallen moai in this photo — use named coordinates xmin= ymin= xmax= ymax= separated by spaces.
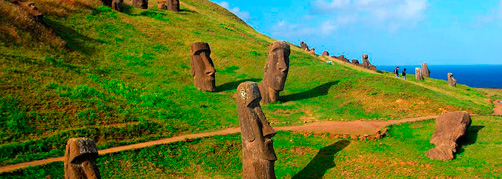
xmin=448 ymin=73 xmax=457 ymax=87
xmin=333 ymin=55 xmax=350 ymax=63
xmin=426 ymin=111 xmax=471 ymax=161
xmin=64 ymin=138 xmax=101 ymax=179
xmin=237 ymin=81 xmax=277 ymax=179
xmin=259 ymin=41 xmax=290 ymax=104
xmin=422 ymin=63 xmax=430 ymax=77
xmin=351 ymin=59 xmax=360 ymax=65
xmin=190 ymin=42 xmax=216 ymax=92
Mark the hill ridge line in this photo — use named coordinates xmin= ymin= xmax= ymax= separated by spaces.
xmin=0 ymin=115 xmax=438 ymax=174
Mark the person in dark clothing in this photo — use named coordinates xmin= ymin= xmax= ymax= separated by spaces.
xmin=394 ymin=66 xmax=400 ymax=77
xmin=402 ymin=68 xmax=407 ymax=80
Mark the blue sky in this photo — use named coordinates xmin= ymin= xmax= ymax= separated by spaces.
xmin=211 ymin=0 xmax=502 ymax=65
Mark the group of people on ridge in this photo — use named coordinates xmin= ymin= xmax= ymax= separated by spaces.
xmin=394 ymin=66 xmax=407 ymax=80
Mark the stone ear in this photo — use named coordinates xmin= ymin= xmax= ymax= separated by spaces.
xmin=190 ymin=57 xmax=195 ymax=77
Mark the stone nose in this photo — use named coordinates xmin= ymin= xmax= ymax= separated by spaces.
xmin=201 ymin=52 xmax=215 ymax=75
xmin=262 ymin=122 xmax=276 ymax=138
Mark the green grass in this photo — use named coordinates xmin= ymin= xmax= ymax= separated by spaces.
xmin=4 ymin=115 xmax=501 ymax=178
xmin=0 ymin=0 xmax=495 ymax=165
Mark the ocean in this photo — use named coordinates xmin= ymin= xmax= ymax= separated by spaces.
xmin=378 ymin=65 xmax=502 ymax=89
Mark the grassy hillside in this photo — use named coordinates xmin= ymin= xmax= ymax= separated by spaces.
xmin=0 ymin=0 xmax=494 ymax=166
xmin=4 ymin=115 xmax=502 ymax=178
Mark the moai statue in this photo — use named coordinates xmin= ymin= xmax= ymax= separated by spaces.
xmin=237 ymin=82 xmax=277 ymax=179
xmin=448 ymin=73 xmax=457 ymax=87
xmin=334 ymin=55 xmax=350 ymax=63
xmin=361 ymin=54 xmax=377 ymax=71
xmin=422 ymin=63 xmax=430 ymax=77
xmin=11 ymin=0 xmax=43 ymax=22
xmin=167 ymin=0 xmax=180 ymax=12
xmin=351 ymin=59 xmax=360 ymax=65
xmin=299 ymin=41 xmax=309 ymax=51
xmin=426 ymin=111 xmax=471 ymax=161
xmin=415 ymin=68 xmax=424 ymax=80
xmin=112 ymin=0 xmax=123 ymax=12
xmin=322 ymin=51 xmax=329 ymax=56
xmin=190 ymin=42 xmax=216 ymax=92
xmin=308 ymin=48 xmax=316 ymax=56
xmin=258 ymin=41 xmax=290 ymax=104
xmin=64 ymin=138 xmax=101 ymax=179
xmin=133 ymin=0 xmax=148 ymax=9
xmin=158 ymin=0 xmax=167 ymax=9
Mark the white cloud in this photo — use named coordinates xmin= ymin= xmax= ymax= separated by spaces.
xmin=309 ymin=0 xmax=429 ymax=33
xmin=217 ymin=1 xmax=251 ymax=21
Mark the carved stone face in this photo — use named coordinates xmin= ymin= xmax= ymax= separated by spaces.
xmin=64 ymin=138 xmax=101 ymax=179
xmin=238 ymin=82 xmax=277 ymax=161
xmin=190 ymin=42 xmax=216 ymax=92
xmin=263 ymin=41 xmax=290 ymax=91
xmin=167 ymin=0 xmax=180 ymax=11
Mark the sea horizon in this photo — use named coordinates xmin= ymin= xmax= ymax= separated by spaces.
xmin=378 ymin=64 xmax=502 ymax=89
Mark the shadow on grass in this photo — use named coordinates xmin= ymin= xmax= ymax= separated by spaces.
xmin=456 ymin=125 xmax=484 ymax=155
xmin=281 ymin=81 xmax=340 ymax=102
xmin=292 ymin=140 xmax=350 ymax=179
xmin=216 ymin=78 xmax=261 ymax=92
xmin=44 ymin=19 xmax=102 ymax=54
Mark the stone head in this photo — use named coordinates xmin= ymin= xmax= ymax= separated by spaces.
xmin=263 ymin=41 xmax=290 ymax=91
xmin=362 ymin=54 xmax=368 ymax=60
xmin=64 ymin=138 xmax=101 ymax=179
xmin=16 ymin=1 xmax=43 ymax=21
xmin=237 ymin=82 xmax=277 ymax=160
xmin=167 ymin=0 xmax=180 ymax=11
xmin=190 ymin=42 xmax=216 ymax=92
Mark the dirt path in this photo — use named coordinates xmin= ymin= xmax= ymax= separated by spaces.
xmin=0 ymin=116 xmax=438 ymax=173
xmin=493 ymin=100 xmax=502 ymax=115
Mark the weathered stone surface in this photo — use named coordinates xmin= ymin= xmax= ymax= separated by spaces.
xmin=165 ymin=0 xmax=179 ymax=11
xmin=351 ymin=59 xmax=360 ymax=65
xmin=308 ymin=48 xmax=316 ymax=56
xmin=426 ymin=111 xmax=471 ymax=161
xmin=190 ymin=42 xmax=216 ymax=92
xmin=112 ymin=0 xmax=123 ymax=12
xmin=259 ymin=41 xmax=290 ymax=104
xmin=333 ymin=55 xmax=350 ymax=63
xmin=133 ymin=0 xmax=148 ymax=9
xmin=64 ymin=138 xmax=101 ymax=179
xmin=422 ymin=63 xmax=430 ymax=77
xmin=299 ymin=41 xmax=309 ymax=51
xmin=157 ymin=0 xmax=167 ymax=9
xmin=11 ymin=0 xmax=43 ymax=22
xmin=415 ymin=68 xmax=424 ymax=80
xmin=322 ymin=51 xmax=329 ymax=56
xmin=237 ymin=82 xmax=277 ymax=179
xmin=361 ymin=54 xmax=377 ymax=71
xmin=448 ymin=73 xmax=457 ymax=87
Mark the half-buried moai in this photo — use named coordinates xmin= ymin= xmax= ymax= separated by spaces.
xmin=11 ymin=0 xmax=43 ymax=22
xmin=308 ymin=48 xmax=316 ymax=56
xmin=351 ymin=59 xmax=360 ymax=65
xmin=64 ymin=138 xmax=101 ymax=179
xmin=237 ymin=82 xmax=277 ymax=179
xmin=299 ymin=41 xmax=309 ymax=51
xmin=361 ymin=54 xmax=377 ymax=71
xmin=133 ymin=0 xmax=148 ymax=9
xmin=415 ymin=68 xmax=424 ymax=80
xmin=426 ymin=111 xmax=471 ymax=161
xmin=322 ymin=50 xmax=329 ymax=56
xmin=159 ymin=0 xmax=179 ymax=11
xmin=258 ymin=41 xmax=290 ymax=104
xmin=422 ymin=62 xmax=430 ymax=77
xmin=112 ymin=0 xmax=123 ymax=12
xmin=448 ymin=73 xmax=457 ymax=87
xmin=190 ymin=42 xmax=216 ymax=92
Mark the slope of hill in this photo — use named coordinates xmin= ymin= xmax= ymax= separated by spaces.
xmin=0 ymin=0 xmax=494 ymax=166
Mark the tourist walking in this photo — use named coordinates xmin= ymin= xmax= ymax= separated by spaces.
xmin=394 ymin=66 xmax=400 ymax=77
xmin=402 ymin=68 xmax=407 ymax=80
